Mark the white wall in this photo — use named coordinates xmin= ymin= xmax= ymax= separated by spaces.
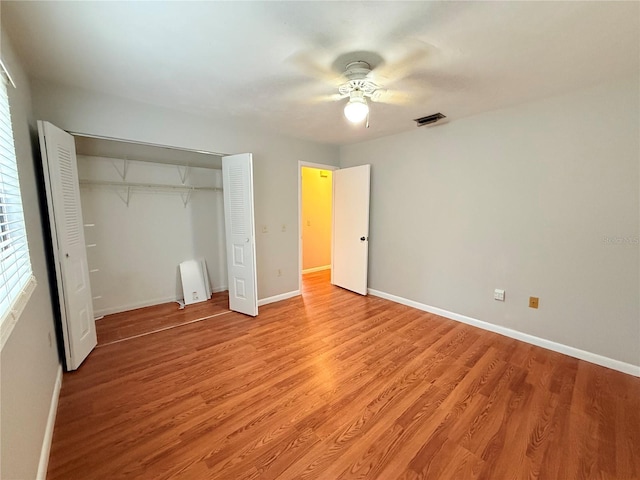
xmin=0 ymin=31 xmax=61 ymax=480
xmin=77 ymin=156 xmax=226 ymax=316
xmin=340 ymin=76 xmax=639 ymax=368
xmin=31 ymin=80 xmax=340 ymax=300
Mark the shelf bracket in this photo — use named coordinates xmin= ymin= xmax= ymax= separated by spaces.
xmin=115 ymin=186 xmax=132 ymax=207
xmin=110 ymin=158 xmax=129 ymax=181
xmin=180 ymin=189 xmax=192 ymax=208
xmin=177 ymin=165 xmax=189 ymax=185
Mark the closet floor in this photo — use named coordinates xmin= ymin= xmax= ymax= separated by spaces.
xmin=96 ymin=292 xmax=230 ymax=345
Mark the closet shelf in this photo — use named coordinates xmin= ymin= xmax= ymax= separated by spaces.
xmin=79 ymin=180 xmax=221 ymax=207
xmin=79 ymin=180 xmax=222 ymax=192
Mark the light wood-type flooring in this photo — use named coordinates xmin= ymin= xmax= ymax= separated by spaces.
xmin=96 ymin=292 xmax=229 ymax=345
xmin=47 ymin=271 xmax=640 ymax=479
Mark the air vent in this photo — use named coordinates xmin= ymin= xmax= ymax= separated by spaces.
xmin=414 ymin=113 xmax=446 ymax=127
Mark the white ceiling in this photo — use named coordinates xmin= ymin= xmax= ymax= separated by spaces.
xmin=3 ymin=1 xmax=638 ymax=146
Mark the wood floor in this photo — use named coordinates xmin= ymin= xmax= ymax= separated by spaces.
xmin=48 ymin=271 xmax=640 ymax=479
xmin=96 ymin=292 xmax=229 ymax=345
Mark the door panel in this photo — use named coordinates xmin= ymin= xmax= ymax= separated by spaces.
xmin=38 ymin=121 xmax=97 ymax=370
xmin=332 ymin=164 xmax=371 ymax=295
xmin=222 ymin=153 xmax=258 ymax=316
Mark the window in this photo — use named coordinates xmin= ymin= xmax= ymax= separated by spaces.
xmin=0 ymin=65 xmax=36 ymax=349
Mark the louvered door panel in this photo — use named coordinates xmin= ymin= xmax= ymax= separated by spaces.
xmin=222 ymin=154 xmax=257 ymax=316
xmin=57 ymin=145 xmax=82 ymax=247
xmin=38 ymin=121 xmax=97 ymax=370
xmin=228 ymin=165 xmax=248 ymax=236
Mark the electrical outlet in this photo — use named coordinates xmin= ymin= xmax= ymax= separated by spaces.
xmin=262 ymin=225 xmax=268 ymax=234
xmin=529 ymin=296 xmax=539 ymax=309
xmin=277 ymin=269 xmax=282 ymax=277
xmin=494 ymin=289 xmax=505 ymax=301
xmin=281 ymin=224 xmax=286 ymax=232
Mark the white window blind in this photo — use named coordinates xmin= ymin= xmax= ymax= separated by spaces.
xmin=0 ymin=70 xmax=36 ymax=349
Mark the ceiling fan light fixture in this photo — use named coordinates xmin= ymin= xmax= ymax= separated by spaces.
xmin=344 ymin=90 xmax=369 ymax=123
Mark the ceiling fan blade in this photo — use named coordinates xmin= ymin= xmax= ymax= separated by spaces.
xmin=370 ymin=89 xmax=414 ymax=105
xmin=286 ymin=51 xmax=346 ymax=87
xmin=306 ymin=93 xmax=346 ymax=104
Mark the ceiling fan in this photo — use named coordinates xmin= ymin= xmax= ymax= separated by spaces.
xmin=338 ymin=60 xmax=381 ymax=124
xmin=290 ymin=47 xmax=431 ymax=126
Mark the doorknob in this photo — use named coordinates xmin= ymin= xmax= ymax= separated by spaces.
xmin=360 ymin=236 xmax=367 ymax=242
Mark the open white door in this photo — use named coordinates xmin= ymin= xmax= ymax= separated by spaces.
xmin=38 ymin=121 xmax=96 ymax=370
xmin=332 ymin=164 xmax=371 ymax=295
xmin=222 ymin=153 xmax=258 ymax=316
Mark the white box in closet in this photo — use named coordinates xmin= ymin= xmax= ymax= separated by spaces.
xmin=179 ymin=258 xmax=212 ymax=306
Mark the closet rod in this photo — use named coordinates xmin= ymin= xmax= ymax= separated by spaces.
xmin=79 ymin=180 xmax=222 ymax=192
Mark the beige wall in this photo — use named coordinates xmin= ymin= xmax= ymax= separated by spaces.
xmin=340 ymin=76 xmax=640 ymax=367
xmin=0 ymin=30 xmax=61 ymax=480
xmin=30 ymin=79 xmax=339 ymax=300
xmin=302 ymin=167 xmax=332 ymax=271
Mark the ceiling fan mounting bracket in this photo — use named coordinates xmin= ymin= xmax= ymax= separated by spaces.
xmin=338 ymin=61 xmax=379 ymax=98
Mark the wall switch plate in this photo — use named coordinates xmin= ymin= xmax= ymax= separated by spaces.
xmin=494 ymin=289 xmax=505 ymax=301
xmin=529 ymin=296 xmax=539 ymax=309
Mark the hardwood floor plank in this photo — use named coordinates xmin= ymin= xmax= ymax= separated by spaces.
xmin=47 ymin=270 xmax=640 ymax=479
xmin=96 ymin=292 xmax=230 ymax=344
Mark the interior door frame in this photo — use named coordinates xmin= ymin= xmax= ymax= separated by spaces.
xmin=297 ymin=161 xmax=339 ymax=292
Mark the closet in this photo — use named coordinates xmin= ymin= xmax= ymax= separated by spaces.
xmin=74 ymin=134 xmax=227 ymax=318
xmin=38 ymin=121 xmax=257 ymax=370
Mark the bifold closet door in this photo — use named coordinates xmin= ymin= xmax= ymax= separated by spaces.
xmin=38 ymin=121 xmax=97 ymax=370
xmin=222 ymin=153 xmax=258 ymax=316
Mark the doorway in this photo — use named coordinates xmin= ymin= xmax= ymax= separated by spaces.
xmin=298 ymin=162 xmax=338 ymax=291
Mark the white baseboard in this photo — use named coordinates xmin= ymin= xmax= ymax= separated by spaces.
xmin=302 ymin=265 xmax=331 ymax=274
xmin=368 ymin=288 xmax=640 ymax=377
xmin=37 ymin=364 xmax=63 ymax=480
xmin=258 ymin=290 xmax=301 ymax=307
xmin=94 ymin=287 xmax=229 ymax=317
xmin=94 ymin=295 xmax=179 ymax=317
